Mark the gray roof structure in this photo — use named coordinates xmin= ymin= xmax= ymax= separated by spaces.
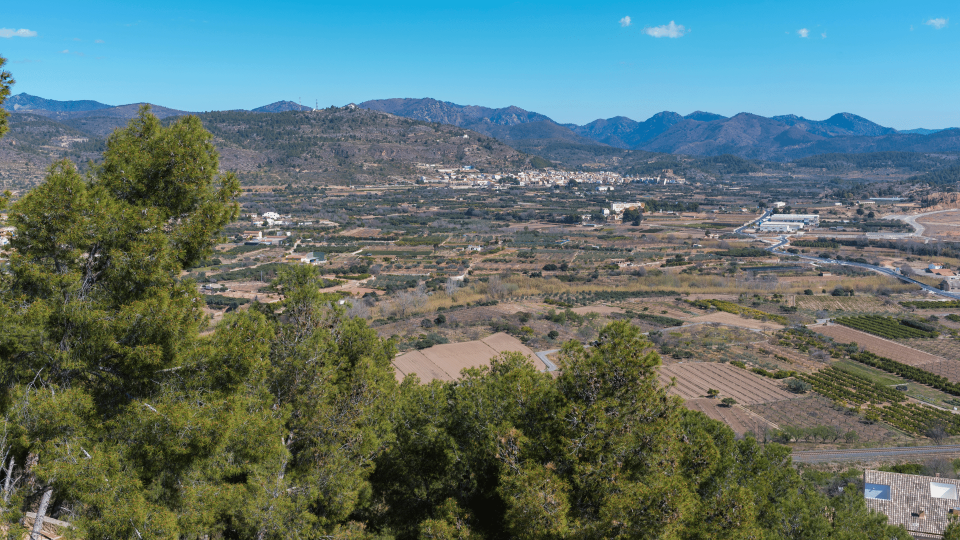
xmin=864 ymin=469 xmax=960 ymax=537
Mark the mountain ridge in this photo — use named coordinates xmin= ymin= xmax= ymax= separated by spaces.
xmin=7 ymin=93 xmax=960 ymax=162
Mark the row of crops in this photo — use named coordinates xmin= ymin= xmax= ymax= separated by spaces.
xmin=797 ymin=366 xmax=906 ymax=406
xmin=849 ymin=352 xmax=960 ymax=396
xmin=901 ymin=300 xmax=960 ymax=309
xmin=834 ymin=315 xmax=939 ymax=339
xmin=688 ymin=299 xmax=790 ymax=325
xmin=873 ymin=402 xmax=960 ymax=436
xmin=800 ymin=363 xmax=960 ymax=436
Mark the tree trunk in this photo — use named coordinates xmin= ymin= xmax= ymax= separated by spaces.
xmin=30 ymin=485 xmax=53 ymax=540
xmin=2 ymin=457 xmax=14 ymax=503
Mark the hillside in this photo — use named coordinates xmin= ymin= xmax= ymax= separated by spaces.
xmin=0 ymin=106 xmax=535 ymax=188
xmin=4 ymin=93 xmax=113 ymax=114
xmin=359 ymin=97 xmax=598 ymax=144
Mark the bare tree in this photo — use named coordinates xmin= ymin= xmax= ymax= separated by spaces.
xmin=927 ymin=425 xmax=948 ymax=446
xmin=345 ymin=300 xmax=369 ymax=320
xmin=487 ymin=276 xmax=507 ymax=300
xmin=445 ymin=278 xmax=459 ymax=296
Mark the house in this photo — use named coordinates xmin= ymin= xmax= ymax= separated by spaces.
xmin=864 ymin=469 xmax=960 ymax=537
xmin=466 ymin=245 xmax=483 ymax=252
xmin=772 ymin=202 xmax=787 ymax=208
xmin=243 ymin=230 xmax=263 ymax=240
xmin=941 ymin=276 xmax=960 ymax=292
xmin=929 ymin=264 xmax=944 ymax=271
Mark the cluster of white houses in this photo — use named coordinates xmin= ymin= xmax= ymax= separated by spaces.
xmin=417 ymin=167 xmax=685 ymax=190
xmin=756 ymin=213 xmax=820 ymax=233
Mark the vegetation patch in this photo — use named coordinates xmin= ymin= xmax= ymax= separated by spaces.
xmin=688 ymin=299 xmax=789 ymax=325
xmin=835 ymin=315 xmax=939 ymax=339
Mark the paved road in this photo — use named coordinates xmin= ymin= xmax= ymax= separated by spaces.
xmin=883 ymin=208 xmax=960 ymax=240
xmin=792 ymin=444 xmax=960 ymax=464
xmin=734 ymin=209 xmax=772 ymax=234
xmin=751 ymin=232 xmax=960 ymax=301
xmin=535 ymin=350 xmax=559 ymax=372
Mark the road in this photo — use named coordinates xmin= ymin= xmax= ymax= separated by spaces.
xmin=745 ymin=226 xmax=960 ymax=300
xmin=734 ymin=209 xmax=772 ymax=234
xmin=535 ymin=350 xmax=559 ymax=372
xmin=792 ymin=444 xmax=960 ymax=464
xmin=767 ymin=243 xmax=960 ymax=300
xmin=883 ymin=208 xmax=960 ymax=240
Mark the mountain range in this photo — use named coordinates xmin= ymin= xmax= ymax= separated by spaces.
xmin=358 ymin=98 xmax=960 ymax=161
xmin=4 ymin=93 xmax=960 ymax=163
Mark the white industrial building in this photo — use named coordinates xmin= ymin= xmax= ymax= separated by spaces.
xmin=758 ymin=221 xmax=804 ymax=233
xmin=769 ymin=214 xmax=820 ymax=226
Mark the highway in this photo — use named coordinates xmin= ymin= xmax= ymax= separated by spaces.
xmin=792 ymin=444 xmax=960 ymax=464
xmin=738 ymin=217 xmax=960 ymax=300
xmin=765 ymin=241 xmax=960 ymax=300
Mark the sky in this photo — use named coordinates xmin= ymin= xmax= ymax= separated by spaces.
xmin=1 ymin=1 xmax=958 ymax=129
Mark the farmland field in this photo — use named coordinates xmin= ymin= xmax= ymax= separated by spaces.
xmin=684 ymin=398 xmax=775 ymax=436
xmin=794 ymin=295 xmax=900 ymax=313
xmin=901 ymin=338 xmax=960 ymax=362
xmin=749 ymin=396 xmax=905 ymax=444
xmin=813 ymin=324 xmax=948 ymax=368
xmin=658 ymin=362 xmax=795 ymax=404
xmin=834 ymin=315 xmax=938 ymax=339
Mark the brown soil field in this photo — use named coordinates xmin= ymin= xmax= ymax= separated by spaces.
xmin=813 ymin=324 xmax=949 ymax=368
xmin=215 ymin=280 xmax=281 ymax=302
xmin=795 ymin=295 xmax=900 ymax=313
xmin=686 ymin=311 xmax=785 ymax=331
xmin=392 ymin=332 xmax=545 ymax=383
xmin=684 ymin=398 xmax=777 ymax=435
xmin=917 ymin=209 xmax=960 ymax=241
xmin=749 ymin=395 xmax=906 ymax=444
xmin=658 ymin=362 xmax=795 ymax=404
xmin=901 ymin=338 xmax=960 ymax=363
xmin=571 ymin=305 xmax=625 ymax=316
xmin=340 ymin=227 xmax=383 ymax=237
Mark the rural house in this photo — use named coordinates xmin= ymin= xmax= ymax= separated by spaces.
xmin=864 ymin=469 xmax=960 ymax=537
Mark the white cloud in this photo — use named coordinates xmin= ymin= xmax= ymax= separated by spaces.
xmin=95 ymin=39 xmax=105 ymax=43
xmin=821 ymin=32 xmax=827 ymax=38
xmin=797 ymin=28 xmax=810 ymax=38
xmin=60 ymin=49 xmax=69 ymax=53
xmin=643 ymin=21 xmax=689 ymax=38
xmin=925 ymin=18 xmax=948 ymax=29
xmin=619 ymin=16 xmax=631 ymax=27
xmin=0 ymin=28 xmax=38 ymax=38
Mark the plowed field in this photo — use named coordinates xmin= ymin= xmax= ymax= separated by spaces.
xmin=658 ymin=362 xmax=795 ymax=404
xmin=749 ymin=395 xmax=904 ymax=444
xmin=684 ymin=399 xmax=776 ymax=435
xmin=813 ymin=324 xmax=948 ymax=368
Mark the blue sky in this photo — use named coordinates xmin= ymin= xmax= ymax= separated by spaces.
xmin=2 ymin=1 xmax=957 ymax=129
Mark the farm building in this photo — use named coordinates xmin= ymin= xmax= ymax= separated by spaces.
xmin=864 ymin=469 xmax=960 ymax=537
